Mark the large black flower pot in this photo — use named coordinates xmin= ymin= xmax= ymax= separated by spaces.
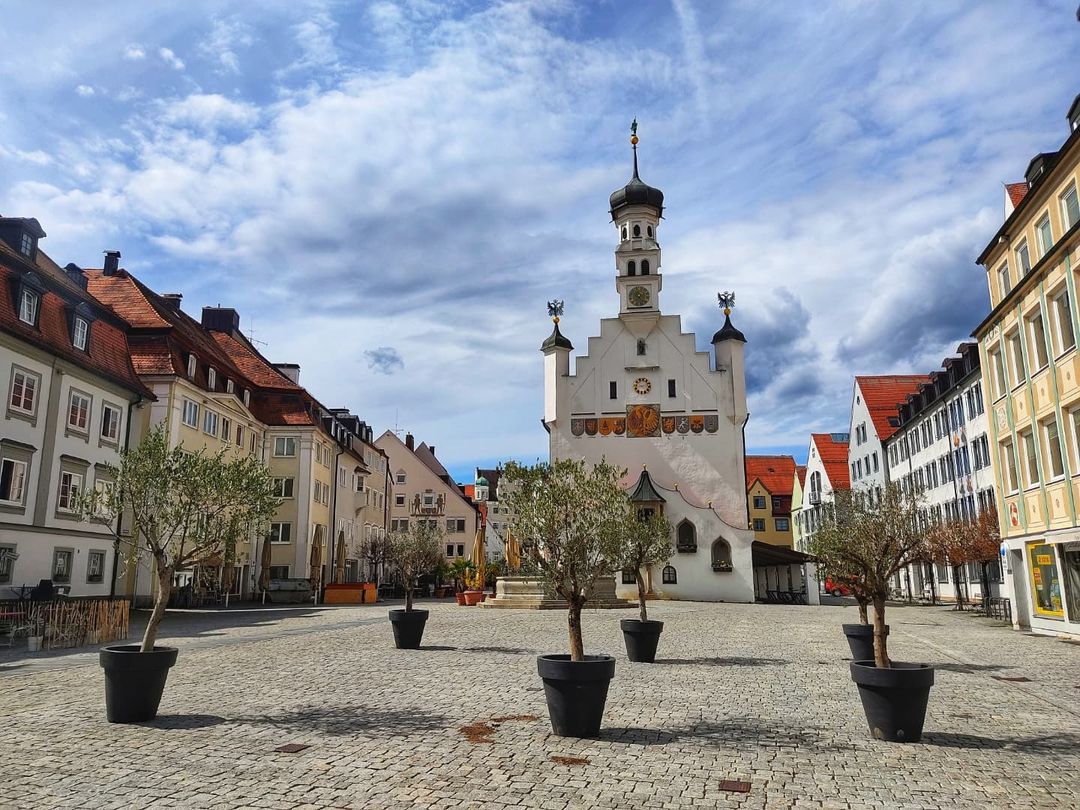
xmin=389 ymin=609 xmax=429 ymax=649
xmin=537 ymin=654 xmax=616 ymax=738
xmin=99 ymin=645 xmax=178 ymax=724
xmin=849 ymin=660 xmax=935 ymax=742
xmin=842 ymin=623 xmax=887 ymax=661
xmin=620 ymin=619 xmax=664 ymax=663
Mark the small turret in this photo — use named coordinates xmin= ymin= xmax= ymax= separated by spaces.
xmin=542 ymin=300 xmax=572 ymax=428
xmin=712 ymin=292 xmax=747 ymax=423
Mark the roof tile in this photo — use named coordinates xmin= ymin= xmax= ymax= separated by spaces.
xmin=811 ymin=433 xmax=850 ymax=489
xmin=855 ymin=375 xmax=932 ymax=442
xmin=745 ymin=455 xmax=797 ymax=496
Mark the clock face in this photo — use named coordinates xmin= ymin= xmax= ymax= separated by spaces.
xmin=633 ymin=377 xmax=652 ymax=395
xmin=628 ymin=285 xmax=651 ymax=307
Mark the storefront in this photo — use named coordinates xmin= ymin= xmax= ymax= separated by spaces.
xmin=1008 ymin=531 xmax=1080 ymax=637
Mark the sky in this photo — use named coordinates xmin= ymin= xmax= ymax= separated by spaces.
xmin=2 ymin=1 xmax=1079 ymax=483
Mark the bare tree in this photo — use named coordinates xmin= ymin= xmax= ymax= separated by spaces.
xmin=80 ymin=424 xmax=279 ymax=652
xmin=502 ymin=458 xmax=626 ymax=661
xmin=386 ymin=522 xmax=444 ymax=612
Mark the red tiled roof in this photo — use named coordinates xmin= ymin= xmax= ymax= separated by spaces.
xmin=85 ymin=271 xmax=170 ymax=329
xmin=745 ymin=455 xmax=796 ymax=496
xmin=796 ymin=465 xmax=807 ymax=487
xmin=249 ymin=391 xmax=316 ymax=426
xmin=855 ymin=375 xmax=932 ymax=442
xmin=1005 ymin=182 xmax=1029 ymax=209
xmin=811 ymin=433 xmax=850 ymax=489
xmin=209 ymin=332 xmax=301 ymax=391
xmin=0 ymin=260 xmax=150 ymax=399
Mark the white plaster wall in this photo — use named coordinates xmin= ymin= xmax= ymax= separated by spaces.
xmin=848 ymin=381 xmax=886 ymax=492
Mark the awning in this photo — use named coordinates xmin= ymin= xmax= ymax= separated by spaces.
xmin=751 ymin=541 xmax=814 ymax=568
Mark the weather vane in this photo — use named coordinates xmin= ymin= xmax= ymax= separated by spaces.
xmin=547 ymin=299 xmax=565 ymax=323
xmin=717 ymin=291 xmax=735 ymax=316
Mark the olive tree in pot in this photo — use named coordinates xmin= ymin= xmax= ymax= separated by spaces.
xmin=616 ymin=507 xmax=672 ymax=663
xmin=810 ymin=483 xmax=933 ymax=742
xmin=80 ymin=424 xmax=278 ymax=723
xmin=386 ymin=522 xmax=444 ymax=648
xmin=502 ymin=458 xmax=626 ymax=738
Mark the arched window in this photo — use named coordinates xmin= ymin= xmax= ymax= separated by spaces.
xmin=662 ymin=565 xmax=677 ymax=584
xmin=641 ymin=260 xmax=650 ymax=274
xmin=711 ymin=538 xmax=732 ymax=572
xmin=676 ymin=520 xmax=697 ymax=552
xmin=647 ymin=225 xmax=653 ymax=237
xmin=633 ymin=224 xmax=641 ymax=237
xmin=621 ymin=226 xmax=628 ymax=240
xmin=621 ymin=569 xmax=636 ymax=585
xmin=627 ymin=260 xmax=636 ymax=276
xmin=637 ymin=339 xmax=647 ymax=356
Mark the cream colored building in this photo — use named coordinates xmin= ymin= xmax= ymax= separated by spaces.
xmin=375 ymin=431 xmax=478 ymax=561
xmin=974 ymin=93 xmax=1080 ymax=637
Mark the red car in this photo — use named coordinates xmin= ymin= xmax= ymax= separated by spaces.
xmin=824 ymin=577 xmax=852 ymax=597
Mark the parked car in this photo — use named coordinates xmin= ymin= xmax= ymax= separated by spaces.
xmin=824 ymin=577 xmax=852 ymax=597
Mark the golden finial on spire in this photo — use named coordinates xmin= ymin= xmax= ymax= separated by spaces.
xmin=718 ymin=291 xmax=735 ymax=317
xmin=547 ymin=299 xmax=564 ymax=324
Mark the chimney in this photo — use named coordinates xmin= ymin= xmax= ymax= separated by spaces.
xmin=405 ymin=433 xmax=414 ymax=451
xmin=103 ymin=250 xmax=121 ymax=276
xmin=429 ymin=445 xmax=435 ymax=457
xmin=63 ymin=263 xmax=88 ymax=290
xmin=274 ymin=363 xmax=300 ymax=384
xmin=201 ymin=306 xmax=240 ymax=333
xmin=161 ymin=293 xmax=183 ymax=310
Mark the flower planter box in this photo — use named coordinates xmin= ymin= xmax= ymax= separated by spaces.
xmin=323 ymin=584 xmax=365 ymax=604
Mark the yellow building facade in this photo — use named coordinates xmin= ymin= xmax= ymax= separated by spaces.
xmin=974 ymin=93 xmax=1080 ymax=637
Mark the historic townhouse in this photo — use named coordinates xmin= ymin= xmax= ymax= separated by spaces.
xmin=793 ymin=433 xmax=849 ymax=552
xmin=86 ymin=273 xmax=267 ymax=600
xmin=846 ymin=375 xmax=929 ymax=495
xmin=884 ymin=343 xmax=998 ymax=603
xmin=375 ymin=431 xmax=479 ymax=561
xmin=790 ymin=465 xmax=807 ymax=552
xmin=745 ymin=455 xmax=797 ymax=548
xmin=0 ymin=221 xmax=150 ymax=597
xmin=974 ymin=93 xmax=1080 ymax=637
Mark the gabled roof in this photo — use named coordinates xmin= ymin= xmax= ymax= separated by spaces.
xmin=745 ymin=455 xmax=796 ymax=496
xmin=209 ymin=331 xmax=301 ymax=391
xmin=795 ymin=465 xmax=807 ymax=487
xmin=811 ymin=433 xmax=850 ymax=489
xmin=414 ymin=442 xmax=451 ymax=480
xmin=0 ymin=248 xmax=150 ymax=399
xmin=854 ymin=375 xmax=931 ymax=442
xmin=1005 ymin=181 xmax=1029 ymax=209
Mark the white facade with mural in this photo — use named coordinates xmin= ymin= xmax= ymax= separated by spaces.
xmin=542 ymin=142 xmax=757 ymax=602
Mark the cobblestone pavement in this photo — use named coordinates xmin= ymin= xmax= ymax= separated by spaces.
xmin=3 ymin=600 xmax=1079 ymax=809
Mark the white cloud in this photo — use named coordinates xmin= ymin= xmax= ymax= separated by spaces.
xmin=123 ymin=44 xmax=146 ymax=61
xmin=199 ymin=17 xmax=253 ymax=74
xmin=159 ymin=47 xmax=185 ymax=70
xmin=158 ymin=93 xmax=260 ymax=130
xmin=75 ymin=84 xmax=95 ymax=97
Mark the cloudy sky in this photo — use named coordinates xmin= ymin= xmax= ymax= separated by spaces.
xmin=2 ymin=1 xmax=1078 ymax=481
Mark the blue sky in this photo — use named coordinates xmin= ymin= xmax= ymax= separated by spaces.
xmin=2 ymin=1 xmax=1079 ymax=483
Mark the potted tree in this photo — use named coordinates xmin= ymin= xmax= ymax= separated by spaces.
xmin=810 ymin=483 xmax=934 ymax=742
xmin=448 ymin=557 xmax=473 ymax=605
xmin=386 ymin=522 xmax=444 ymax=648
xmin=616 ymin=506 xmax=672 ymax=663
xmin=503 ymin=458 xmax=626 ymax=738
xmin=80 ymin=424 xmax=278 ymax=723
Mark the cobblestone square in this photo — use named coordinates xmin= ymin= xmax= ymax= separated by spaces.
xmin=2 ymin=600 xmax=1079 ymax=809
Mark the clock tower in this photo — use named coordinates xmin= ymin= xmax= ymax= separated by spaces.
xmin=609 ymin=127 xmax=663 ymax=336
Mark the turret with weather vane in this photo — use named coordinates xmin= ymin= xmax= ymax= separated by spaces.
xmin=712 ymin=289 xmax=748 ymax=424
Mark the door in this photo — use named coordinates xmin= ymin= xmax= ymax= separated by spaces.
xmin=1010 ymin=549 xmax=1030 ymax=629
xmin=1063 ymin=544 xmax=1080 ymax=624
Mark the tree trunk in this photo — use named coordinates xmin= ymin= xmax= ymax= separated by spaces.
xmin=567 ymin=598 xmax=585 ymax=662
xmin=856 ymin=595 xmax=869 ymax=625
xmin=953 ymin=564 xmax=964 ymax=609
xmin=871 ymin=595 xmax=889 ymax=668
xmin=141 ymin=565 xmax=173 ymax=653
xmin=636 ymin=571 xmax=648 ymax=622
xmin=405 ymin=577 xmax=413 ymax=612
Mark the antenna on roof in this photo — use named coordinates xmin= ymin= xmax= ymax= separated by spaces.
xmin=245 ymin=315 xmax=269 ymax=349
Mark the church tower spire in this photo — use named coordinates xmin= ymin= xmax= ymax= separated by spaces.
xmin=609 ymin=121 xmax=663 ymax=329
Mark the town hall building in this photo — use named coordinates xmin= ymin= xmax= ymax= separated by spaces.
xmin=542 ymin=133 xmax=777 ymax=603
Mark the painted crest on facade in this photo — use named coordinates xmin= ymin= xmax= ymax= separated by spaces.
xmin=612 ymin=418 xmax=626 ymax=435
xmin=571 ymin=419 xmax=585 ymax=437
xmin=704 ymin=415 xmax=719 ymax=433
xmin=690 ymin=415 xmax=705 ymax=433
xmin=599 ymin=418 xmax=614 ymax=436
xmin=676 ymin=415 xmax=690 ymax=434
xmin=584 ymin=418 xmax=598 ymax=436
xmin=626 ymin=404 xmax=661 ymax=438
xmin=662 ymin=416 xmax=676 ymax=434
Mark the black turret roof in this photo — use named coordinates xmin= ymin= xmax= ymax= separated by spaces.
xmin=712 ymin=313 xmax=746 ymax=344
xmin=609 ymin=149 xmax=664 ymax=217
xmin=540 ymin=321 xmax=573 ymax=351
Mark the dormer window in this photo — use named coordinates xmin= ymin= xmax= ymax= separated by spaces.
xmin=73 ymin=316 xmax=89 ymax=351
xmin=187 ymin=354 xmax=197 ymax=379
xmin=18 ymin=288 xmax=39 ymax=326
xmin=226 ymin=379 xmax=235 ymax=395
xmin=243 ymin=389 xmax=251 ymax=408
xmin=207 ymin=367 xmax=217 ymax=390
xmin=19 ymin=232 xmax=32 ymax=256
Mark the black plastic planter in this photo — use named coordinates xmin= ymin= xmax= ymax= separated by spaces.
xmin=537 ymin=654 xmax=615 ymax=738
xmin=389 ymin=609 xmax=429 ymax=649
xmin=849 ymin=660 xmax=935 ymax=742
xmin=99 ymin=645 xmax=178 ymax=724
xmin=620 ymin=619 xmax=664 ymax=663
xmin=842 ymin=623 xmax=887 ymax=661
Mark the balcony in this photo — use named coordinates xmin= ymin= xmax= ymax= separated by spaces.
xmin=808 ymin=491 xmax=821 ymax=505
